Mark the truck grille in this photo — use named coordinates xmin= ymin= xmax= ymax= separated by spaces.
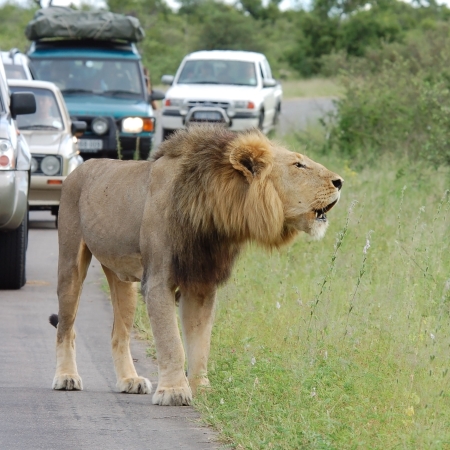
xmin=186 ymin=100 xmax=230 ymax=110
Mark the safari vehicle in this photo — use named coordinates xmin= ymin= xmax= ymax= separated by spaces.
xmin=160 ymin=50 xmax=282 ymax=140
xmin=8 ymin=79 xmax=85 ymax=226
xmin=0 ymin=56 xmax=36 ymax=289
xmin=1 ymin=49 xmax=35 ymax=81
xmin=26 ymin=7 xmax=164 ymax=160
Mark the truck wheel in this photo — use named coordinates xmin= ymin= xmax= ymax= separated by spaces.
xmin=0 ymin=212 xmax=28 ymax=289
xmin=258 ymin=110 xmax=265 ymax=132
xmin=273 ymin=103 xmax=281 ymax=125
xmin=162 ymin=128 xmax=175 ymax=141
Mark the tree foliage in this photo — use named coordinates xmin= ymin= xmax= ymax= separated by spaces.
xmin=0 ymin=0 xmax=450 ymax=80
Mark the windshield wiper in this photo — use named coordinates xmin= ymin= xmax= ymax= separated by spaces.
xmin=61 ymin=88 xmax=94 ymax=94
xmin=101 ymin=90 xmax=140 ymax=97
xmin=19 ymin=125 xmax=60 ymax=130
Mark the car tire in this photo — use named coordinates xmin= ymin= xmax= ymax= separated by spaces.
xmin=273 ymin=103 xmax=281 ymax=125
xmin=162 ymin=128 xmax=175 ymax=141
xmin=258 ymin=110 xmax=265 ymax=132
xmin=0 ymin=211 xmax=28 ymax=289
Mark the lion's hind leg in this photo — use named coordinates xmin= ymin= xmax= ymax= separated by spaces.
xmin=53 ymin=239 xmax=92 ymax=391
xmin=102 ymin=265 xmax=152 ymax=394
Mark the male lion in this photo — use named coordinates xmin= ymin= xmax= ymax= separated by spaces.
xmin=51 ymin=124 xmax=343 ymax=406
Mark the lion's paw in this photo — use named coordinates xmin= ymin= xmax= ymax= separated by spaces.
xmin=189 ymin=376 xmax=210 ymax=395
xmin=117 ymin=376 xmax=152 ymax=394
xmin=152 ymin=385 xmax=192 ymax=406
xmin=52 ymin=374 xmax=83 ymax=391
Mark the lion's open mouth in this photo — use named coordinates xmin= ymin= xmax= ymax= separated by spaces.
xmin=314 ymin=199 xmax=338 ymax=222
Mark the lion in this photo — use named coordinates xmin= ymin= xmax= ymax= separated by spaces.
xmin=51 ymin=124 xmax=343 ymax=406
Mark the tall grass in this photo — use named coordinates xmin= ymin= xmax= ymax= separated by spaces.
xmin=133 ymin=133 xmax=450 ymax=448
xmin=191 ymin=145 xmax=450 ymax=449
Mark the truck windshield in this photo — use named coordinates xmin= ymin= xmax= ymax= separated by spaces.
xmin=178 ymin=60 xmax=257 ymax=86
xmin=32 ymin=58 xmax=144 ymax=98
xmin=10 ymin=87 xmax=63 ymax=130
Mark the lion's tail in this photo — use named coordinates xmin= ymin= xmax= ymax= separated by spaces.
xmin=49 ymin=314 xmax=59 ymax=329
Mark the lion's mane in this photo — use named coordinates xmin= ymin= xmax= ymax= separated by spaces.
xmin=152 ymin=125 xmax=298 ymax=287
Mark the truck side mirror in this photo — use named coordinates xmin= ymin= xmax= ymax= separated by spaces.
xmin=10 ymin=92 xmax=36 ymax=119
xmin=149 ymin=89 xmax=165 ymax=103
xmin=161 ymin=75 xmax=174 ymax=85
xmin=262 ymin=78 xmax=277 ymax=88
xmin=71 ymin=120 xmax=87 ymax=137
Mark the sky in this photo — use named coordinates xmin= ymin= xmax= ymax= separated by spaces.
xmin=4 ymin=0 xmax=450 ymax=12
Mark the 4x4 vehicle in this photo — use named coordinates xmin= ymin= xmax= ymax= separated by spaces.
xmin=1 ymin=49 xmax=35 ymax=81
xmin=0 ymin=57 xmax=36 ymax=289
xmin=161 ymin=50 xmax=282 ymax=140
xmin=8 ymin=79 xmax=85 ymax=226
xmin=26 ymin=7 xmax=164 ymax=160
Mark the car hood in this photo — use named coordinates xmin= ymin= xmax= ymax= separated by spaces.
xmin=167 ymin=84 xmax=260 ymax=102
xmin=63 ymin=95 xmax=151 ymax=118
xmin=20 ymin=131 xmax=63 ymax=155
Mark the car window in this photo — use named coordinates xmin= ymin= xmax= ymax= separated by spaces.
xmin=4 ymin=64 xmax=27 ymax=80
xmin=178 ymin=60 xmax=257 ymax=86
xmin=33 ymin=58 xmax=144 ymax=98
xmin=10 ymin=87 xmax=63 ymax=130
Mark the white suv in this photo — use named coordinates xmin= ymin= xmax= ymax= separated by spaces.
xmin=1 ymin=49 xmax=35 ymax=81
xmin=160 ymin=50 xmax=282 ymax=140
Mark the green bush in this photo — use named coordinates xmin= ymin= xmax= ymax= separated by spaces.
xmin=327 ymin=24 xmax=450 ymax=168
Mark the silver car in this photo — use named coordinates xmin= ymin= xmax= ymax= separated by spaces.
xmin=0 ymin=56 xmax=36 ymax=289
xmin=8 ymin=80 xmax=85 ymax=225
xmin=1 ymin=49 xmax=34 ymax=80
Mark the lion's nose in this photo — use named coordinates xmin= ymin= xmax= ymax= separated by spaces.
xmin=332 ymin=178 xmax=343 ymax=190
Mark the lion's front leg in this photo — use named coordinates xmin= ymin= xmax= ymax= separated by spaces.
xmin=103 ymin=266 xmax=152 ymax=395
xmin=179 ymin=284 xmax=216 ymax=395
xmin=146 ymin=282 xmax=191 ymax=406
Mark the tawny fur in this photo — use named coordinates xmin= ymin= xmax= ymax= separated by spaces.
xmin=52 ymin=124 xmax=343 ymax=407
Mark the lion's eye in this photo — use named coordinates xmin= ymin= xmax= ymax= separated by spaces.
xmin=294 ymin=162 xmax=306 ymax=168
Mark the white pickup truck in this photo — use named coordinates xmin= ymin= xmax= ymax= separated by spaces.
xmin=160 ymin=50 xmax=282 ymax=140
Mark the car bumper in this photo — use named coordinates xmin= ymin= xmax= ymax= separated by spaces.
xmin=0 ymin=170 xmax=29 ymax=231
xmin=161 ymin=111 xmax=259 ymax=131
xmin=29 ymin=176 xmax=65 ymax=207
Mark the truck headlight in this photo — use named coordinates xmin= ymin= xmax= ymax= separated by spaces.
xmin=234 ymin=101 xmax=255 ymax=109
xmin=164 ymin=98 xmax=183 ymax=107
xmin=41 ymin=155 xmax=61 ymax=176
xmin=92 ymin=117 xmax=109 ymax=135
xmin=0 ymin=139 xmax=14 ymax=170
xmin=122 ymin=117 xmax=144 ymax=133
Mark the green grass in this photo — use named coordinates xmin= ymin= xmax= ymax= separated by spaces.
xmin=131 ymin=130 xmax=450 ymax=448
xmin=191 ymin=143 xmax=450 ymax=449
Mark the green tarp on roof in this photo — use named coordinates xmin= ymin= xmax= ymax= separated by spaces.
xmin=25 ymin=7 xmax=145 ymax=42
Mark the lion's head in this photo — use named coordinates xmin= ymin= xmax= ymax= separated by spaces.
xmin=152 ymin=125 xmax=343 ymax=286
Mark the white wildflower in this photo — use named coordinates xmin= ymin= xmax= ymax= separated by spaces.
xmin=276 ymin=301 xmax=281 ymax=309
xmin=220 ymin=398 xmax=224 ymax=405
xmin=310 ymin=387 xmax=317 ymax=398
xmin=430 ymin=333 xmax=435 ymax=340
xmin=363 ymin=238 xmax=370 ymax=254
xmin=251 ymin=356 xmax=256 ymax=366
xmin=228 ymin=377 xmax=232 ymax=383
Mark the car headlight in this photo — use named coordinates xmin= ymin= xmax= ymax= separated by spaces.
xmin=41 ymin=156 xmax=61 ymax=176
xmin=30 ymin=157 xmax=38 ymax=173
xmin=234 ymin=101 xmax=255 ymax=109
xmin=92 ymin=117 xmax=109 ymax=135
xmin=122 ymin=117 xmax=144 ymax=133
xmin=164 ymin=98 xmax=183 ymax=108
xmin=0 ymin=139 xmax=14 ymax=170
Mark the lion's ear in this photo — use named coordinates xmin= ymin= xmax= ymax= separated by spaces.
xmin=229 ymin=133 xmax=273 ymax=183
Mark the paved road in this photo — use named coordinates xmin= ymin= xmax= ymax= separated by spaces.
xmin=0 ymin=212 xmax=217 ymax=450
xmin=0 ymin=98 xmax=333 ymax=450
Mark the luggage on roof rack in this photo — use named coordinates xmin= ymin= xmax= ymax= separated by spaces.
xmin=25 ymin=7 xmax=145 ymax=43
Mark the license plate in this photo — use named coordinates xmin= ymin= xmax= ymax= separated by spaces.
xmin=78 ymin=139 xmax=103 ymax=152
xmin=193 ymin=111 xmax=223 ymax=121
